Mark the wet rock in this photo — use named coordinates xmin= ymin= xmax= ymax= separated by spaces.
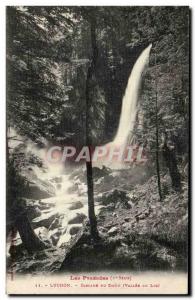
xmin=69 ymin=201 xmax=84 ymax=210
xmin=51 ymin=234 xmax=59 ymax=246
xmin=50 ymin=176 xmax=62 ymax=184
xmin=40 ymin=198 xmax=56 ymax=207
xmin=19 ymin=165 xmax=55 ymax=200
xmin=49 ymin=216 xmax=63 ymax=230
xmin=34 ymin=226 xmax=49 ymax=243
xmin=68 ymin=213 xmax=87 ymax=225
xmin=24 ymin=181 xmax=55 ymax=200
xmin=69 ymin=225 xmax=82 ymax=235
xmin=32 ymin=212 xmax=60 ymax=228
xmin=26 ymin=206 xmax=42 ymax=220
xmin=50 ymin=230 xmax=61 ymax=246
xmin=67 ymin=185 xmax=78 ymax=193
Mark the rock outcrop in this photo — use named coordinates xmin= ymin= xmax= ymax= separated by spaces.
xmin=60 ymin=175 xmax=188 ymax=272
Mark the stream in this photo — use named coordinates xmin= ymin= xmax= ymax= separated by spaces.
xmin=31 ymin=171 xmax=102 ymax=248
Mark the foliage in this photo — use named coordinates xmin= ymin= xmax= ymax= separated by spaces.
xmin=7 ymin=7 xmax=189 ymax=153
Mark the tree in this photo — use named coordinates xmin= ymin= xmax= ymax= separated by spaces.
xmin=162 ymin=131 xmax=181 ymax=191
xmin=154 ymin=51 xmax=162 ymax=201
xmin=6 ymin=6 xmax=74 ymax=252
xmin=7 ymin=154 xmax=46 ymax=253
xmin=84 ymin=10 xmax=100 ymax=241
xmin=6 ymin=6 xmax=74 ymax=144
xmin=132 ymin=7 xmax=189 ymax=193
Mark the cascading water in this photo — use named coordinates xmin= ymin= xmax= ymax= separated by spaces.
xmin=114 ymin=44 xmax=152 ymax=147
xmin=94 ymin=44 xmax=152 ymax=169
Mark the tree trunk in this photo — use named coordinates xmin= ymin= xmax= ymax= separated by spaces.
xmin=7 ymin=133 xmax=45 ymax=253
xmin=86 ymin=160 xmax=99 ymax=241
xmin=162 ymin=135 xmax=181 ymax=191
xmin=154 ymin=53 xmax=162 ymax=201
xmin=15 ymin=212 xmax=45 ymax=253
xmin=85 ymin=14 xmax=99 ymax=241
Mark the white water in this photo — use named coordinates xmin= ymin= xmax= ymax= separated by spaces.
xmin=114 ymin=44 xmax=152 ymax=146
xmin=93 ymin=44 xmax=152 ymax=169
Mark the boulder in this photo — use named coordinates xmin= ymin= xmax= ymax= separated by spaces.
xmin=50 ymin=230 xmax=62 ymax=246
xmin=26 ymin=205 xmax=42 ymax=220
xmin=40 ymin=198 xmax=56 ymax=207
xmin=49 ymin=216 xmax=63 ymax=230
xmin=24 ymin=181 xmax=55 ymax=200
xmin=69 ymin=201 xmax=84 ymax=210
xmin=100 ymin=189 xmax=130 ymax=209
xmin=68 ymin=213 xmax=86 ymax=225
xmin=32 ymin=212 xmax=60 ymax=228
xmin=21 ymin=168 xmax=55 ymax=200
xmin=69 ymin=225 xmax=82 ymax=235
xmin=34 ymin=226 xmax=49 ymax=242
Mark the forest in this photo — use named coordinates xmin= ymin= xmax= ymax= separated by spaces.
xmin=6 ymin=6 xmax=189 ymax=274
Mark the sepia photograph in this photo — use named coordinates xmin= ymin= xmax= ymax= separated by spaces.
xmin=6 ymin=5 xmax=190 ymax=295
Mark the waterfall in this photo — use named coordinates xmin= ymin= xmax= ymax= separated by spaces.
xmin=93 ymin=44 xmax=152 ymax=169
xmin=113 ymin=44 xmax=152 ymax=146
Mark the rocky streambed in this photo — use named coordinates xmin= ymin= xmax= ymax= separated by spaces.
xmin=7 ymin=170 xmax=102 ymax=275
xmin=7 ymin=166 xmax=188 ymax=275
